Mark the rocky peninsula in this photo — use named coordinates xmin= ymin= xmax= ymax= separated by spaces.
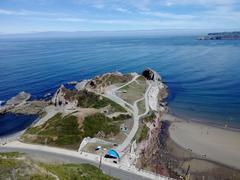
xmin=1 ymin=68 xmax=240 ymax=180
xmin=0 ymin=91 xmax=48 ymax=115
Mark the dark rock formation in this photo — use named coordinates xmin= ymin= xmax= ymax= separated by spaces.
xmin=89 ymin=80 xmax=97 ymax=88
xmin=142 ymin=68 xmax=161 ymax=81
xmin=52 ymin=85 xmax=66 ymax=106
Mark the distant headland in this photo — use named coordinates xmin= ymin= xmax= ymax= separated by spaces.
xmin=198 ymin=31 xmax=240 ymax=40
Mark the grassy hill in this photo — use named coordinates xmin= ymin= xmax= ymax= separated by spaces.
xmin=22 ymin=113 xmax=82 ymax=150
xmin=0 ymin=152 xmax=115 ymax=180
xmin=64 ymin=89 xmax=126 ymax=112
xmin=22 ymin=113 xmax=130 ymax=150
xmin=83 ymin=113 xmax=130 ymax=137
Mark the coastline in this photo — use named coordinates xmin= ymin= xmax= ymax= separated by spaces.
xmin=164 ymin=113 xmax=240 ymax=170
xmin=167 ymin=110 xmax=240 ymax=131
xmin=164 ymin=112 xmax=240 ymax=132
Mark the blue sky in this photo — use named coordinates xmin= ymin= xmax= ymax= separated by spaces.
xmin=0 ymin=0 xmax=240 ymax=34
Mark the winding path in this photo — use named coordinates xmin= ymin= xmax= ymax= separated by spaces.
xmin=103 ymin=75 xmax=152 ymax=156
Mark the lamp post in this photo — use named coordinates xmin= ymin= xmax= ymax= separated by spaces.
xmin=99 ymin=148 xmax=107 ymax=170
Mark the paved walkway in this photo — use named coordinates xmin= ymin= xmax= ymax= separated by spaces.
xmin=103 ymin=75 xmax=152 ymax=156
xmin=1 ymin=141 xmax=170 ymax=180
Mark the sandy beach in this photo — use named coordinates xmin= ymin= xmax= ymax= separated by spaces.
xmin=164 ymin=114 xmax=240 ymax=170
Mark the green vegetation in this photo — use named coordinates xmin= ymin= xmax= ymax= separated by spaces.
xmin=64 ymin=89 xmax=126 ymax=112
xmin=95 ymin=73 xmax=132 ymax=86
xmin=83 ymin=113 xmax=128 ymax=137
xmin=43 ymin=163 xmax=115 ymax=180
xmin=137 ymin=99 xmax=146 ymax=115
xmin=118 ymin=78 xmax=147 ymax=104
xmin=0 ymin=152 xmax=115 ymax=180
xmin=0 ymin=153 xmax=54 ymax=180
xmin=23 ymin=112 xmax=130 ymax=149
xmin=141 ymin=111 xmax=156 ymax=123
xmin=39 ymin=111 xmax=47 ymax=118
xmin=134 ymin=111 xmax=156 ymax=143
xmin=0 ymin=158 xmax=19 ymax=170
xmin=135 ymin=123 xmax=149 ymax=143
xmin=0 ymin=152 xmax=23 ymax=158
xmin=137 ymin=75 xmax=146 ymax=82
xmin=22 ymin=113 xmax=82 ymax=150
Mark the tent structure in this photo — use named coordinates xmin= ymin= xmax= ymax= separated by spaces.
xmin=104 ymin=149 xmax=120 ymax=159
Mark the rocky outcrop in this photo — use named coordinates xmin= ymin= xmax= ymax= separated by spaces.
xmin=137 ymin=119 xmax=173 ymax=177
xmin=0 ymin=91 xmax=47 ymax=115
xmin=0 ymin=91 xmax=31 ymax=114
xmin=6 ymin=91 xmax=31 ymax=106
xmin=52 ymin=85 xmax=66 ymax=106
xmin=52 ymin=85 xmax=78 ymax=109
xmin=75 ymin=80 xmax=89 ymax=90
xmin=8 ymin=101 xmax=48 ymax=115
xmin=142 ymin=68 xmax=161 ymax=81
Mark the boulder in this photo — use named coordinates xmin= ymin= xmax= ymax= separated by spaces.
xmin=142 ymin=68 xmax=161 ymax=81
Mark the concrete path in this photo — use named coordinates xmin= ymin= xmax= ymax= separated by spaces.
xmin=103 ymin=75 xmax=152 ymax=156
xmin=0 ymin=141 xmax=169 ymax=180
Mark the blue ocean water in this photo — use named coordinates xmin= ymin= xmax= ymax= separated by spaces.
xmin=0 ymin=113 xmax=37 ymax=136
xmin=0 ymin=36 xmax=240 ymax=129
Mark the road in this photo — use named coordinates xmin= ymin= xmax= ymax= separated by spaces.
xmin=0 ymin=142 xmax=168 ymax=180
xmin=0 ymin=76 xmax=170 ymax=180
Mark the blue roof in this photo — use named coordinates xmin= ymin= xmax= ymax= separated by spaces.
xmin=106 ymin=149 xmax=120 ymax=159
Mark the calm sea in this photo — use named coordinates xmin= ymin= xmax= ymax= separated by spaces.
xmin=0 ymin=36 xmax=240 ymax=134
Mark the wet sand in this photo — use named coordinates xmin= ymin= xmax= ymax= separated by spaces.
xmin=164 ymin=114 xmax=240 ymax=170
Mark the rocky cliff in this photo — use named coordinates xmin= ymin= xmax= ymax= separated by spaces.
xmin=0 ymin=91 xmax=47 ymax=115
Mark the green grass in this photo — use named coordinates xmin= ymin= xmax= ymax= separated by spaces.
xmin=62 ymin=88 xmax=126 ymax=112
xmin=0 ymin=152 xmax=23 ymax=158
xmin=136 ymin=75 xmax=146 ymax=82
xmin=0 ymin=153 xmax=54 ymax=180
xmin=23 ymin=112 xmax=129 ymax=149
xmin=23 ymin=113 xmax=82 ymax=150
xmin=135 ymin=123 xmax=149 ymax=143
xmin=141 ymin=111 xmax=156 ymax=123
xmin=0 ymin=158 xmax=20 ymax=169
xmin=95 ymin=73 xmax=132 ymax=86
xmin=27 ymin=174 xmax=55 ymax=180
xmin=83 ymin=113 xmax=126 ymax=137
xmin=0 ymin=153 xmax=115 ymax=180
xmin=43 ymin=163 xmax=115 ymax=180
xmin=118 ymin=79 xmax=147 ymax=105
xmin=134 ymin=111 xmax=156 ymax=143
xmin=137 ymin=99 xmax=146 ymax=115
